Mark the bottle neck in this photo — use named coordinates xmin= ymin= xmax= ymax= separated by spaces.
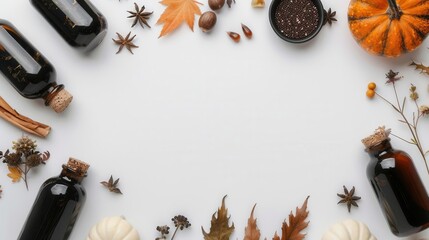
xmin=42 ymin=84 xmax=64 ymax=106
xmin=60 ymin=168 xmax=84 ymax=183
xmin=366 ymin=139 xmax=393 ymax=157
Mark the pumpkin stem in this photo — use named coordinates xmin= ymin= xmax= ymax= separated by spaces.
xmin=387 ymin=0 xmax=402 ymax=19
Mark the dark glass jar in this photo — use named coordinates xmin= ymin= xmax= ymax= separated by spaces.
xmin=0 ymin=20 xmax=72 ymax=112
xmin=30 ymin=0 xmax=107 ymax=52
xmin=18 ymin=158 xmax=89 ymax=240
xmin=364 ymin=136 xmax=429 ymax=236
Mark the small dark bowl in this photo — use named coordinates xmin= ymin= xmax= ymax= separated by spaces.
xmin=269 ymin=0 xmax=325 ymax=43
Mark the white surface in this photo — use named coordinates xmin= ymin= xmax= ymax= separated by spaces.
xmin=1 ymin=0 xmax=429 ymax=239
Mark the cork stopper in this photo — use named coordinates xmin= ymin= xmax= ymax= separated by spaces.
xmin=49 ymin=89 xmax=73 ymax=113
xmin=361 ymin=126 xmax=391 ymax=149
xmin=64 ymin=158 xmax=90 ymax=177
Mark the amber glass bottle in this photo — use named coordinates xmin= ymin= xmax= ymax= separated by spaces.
xmin=30 ymin=0 xmax=107 ymax=51
xmin=18 ymin=158 xmax=89 ymax=240
xmin=362 ymin=127 xmax=429 ymax=236
xmin=0 ymin=20 xmax=72 ymax=112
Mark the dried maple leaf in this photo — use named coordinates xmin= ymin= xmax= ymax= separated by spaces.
xmin=100 ymin=175 xmax=123 ymax=194
xmin=7 ymin=166 xmax=21 ymax=182
xmin=202 ymin=195 xmax=235 ymax=240
xmin=244 ymin=204 xmax=260 ymax=240
xmin=410 ymin=61 xmax=429 ymax=75
xmin=157 ymin=0 xmax=202 ymax=38
xmin=273 ymin=196 xmax=310 ymax=240
xmin=272 ymin=233 xmax=280 ymax=240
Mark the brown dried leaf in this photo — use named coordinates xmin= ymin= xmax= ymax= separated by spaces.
xmin=410 ymin=61 xmax=429 ymax=75
xmin=272 ymin=232 xmax=280 ymax=240
xmin=274 ymin=196 xmax=309 ymax=240
xmin=244 ymin=204 xmax=260 ymax=240
xmin=202 ymin=195 xmax=235 ymax=240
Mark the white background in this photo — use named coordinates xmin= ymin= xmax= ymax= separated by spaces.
xmin=1 ymin=0 xmax=429 ymax=239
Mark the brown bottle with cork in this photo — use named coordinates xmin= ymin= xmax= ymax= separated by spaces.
xmin=362 ymin=127 xmax=429 ymax=236
xmin=0 ymin=19 xmax=72 ymax=112
xmin=18 ymin=158 xmax=89 ymax=240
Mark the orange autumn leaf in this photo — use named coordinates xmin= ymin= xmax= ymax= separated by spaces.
xmin=7 ymin=166 xmax=21 ymax=182
xmin=157 ymin=0 xmax=202 ymax=37
xmin=273 ymin=196 xmax=310 ymax=240
xmin=244 ymin=204 xmax=260 ymax=240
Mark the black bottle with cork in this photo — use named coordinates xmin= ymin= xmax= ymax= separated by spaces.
xmin=18 ymin=158 xmax=90 ymax=240
xmin=30 ymin=0 xmax=108 ymax=52
xmin=362 ymin=126 xmax=429 ymax=236
xmin=0 ymin=20 xmax=72 ymax=112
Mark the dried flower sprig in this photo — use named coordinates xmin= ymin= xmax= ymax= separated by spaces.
xmin=367 ymin=70 xmax=429 ymax=174
xmin=0 ymin=135 xmax=50 ymax=190
xmin=155 ymin=215 xmax=191 ymax=240
xmin=100 ymin=175 xmax=123 ymax=194
xmin=156 ymin=225 xmax=170 ymax=240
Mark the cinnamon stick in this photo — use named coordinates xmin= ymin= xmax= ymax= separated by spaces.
xmin=0 ymin=97 xmax=51 ymax=137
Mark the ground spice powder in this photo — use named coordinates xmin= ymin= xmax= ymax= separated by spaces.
xmin=274 ymin=0 xmax=319 ymax=40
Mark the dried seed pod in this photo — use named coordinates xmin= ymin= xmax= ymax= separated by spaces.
xmin=241 ymin=23 xmax=252 ymax=39
xmin=227 ymin=31 xmax=240 ymax=42
xmin=208 ymin=0 xmax=225 ymax=10
xmin=199 ymin=11 xmax=217 ymax=32
xmin=251 ymin=0 xmax=265 ymax=7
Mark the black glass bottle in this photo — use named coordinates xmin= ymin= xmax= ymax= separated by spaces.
xmin=0 ymin=20 xmax=72 ymax=112
xmin=18 ymin=158 xmax=90 ymax=240
xmin=362 ymin=127 xmax=429 ymax=236
xmin=30 ymin=0 xmax=107 ymax=52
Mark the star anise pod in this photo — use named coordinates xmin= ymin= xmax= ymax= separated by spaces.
xmin=112 ymin=32 xmax=139 ymax=54
xmin=337 ymin=185 xmax=361 ymax=212
xmin=128 ymin=3 xmax=153 ymax=28
xmin=323 ymin=8 xmax=337 ymax=26
xmin=101 ymin=175 xmax=123 ymax=194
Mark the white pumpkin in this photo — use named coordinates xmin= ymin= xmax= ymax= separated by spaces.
xmin=322 ymin=219 xmax=377 ymax=240
xmin=87 ymin=216 xmax=140 ymax=240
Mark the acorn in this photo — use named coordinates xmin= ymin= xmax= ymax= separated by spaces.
xmin=208 ymin=0 xmax=225 ymax=10
xmin=199 ymin=11 xmax=217 ymax=32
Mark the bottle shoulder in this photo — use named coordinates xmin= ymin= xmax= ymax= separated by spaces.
xmin=40 ymin=175 xmax=86 ymax=200
xmin=366 ymin=149 xmax=413 ymax=177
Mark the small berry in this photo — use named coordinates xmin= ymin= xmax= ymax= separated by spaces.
xmin=368 ymin=82 xmax=376 ymax=90
xmin=366 ymin=89 xmax=375 ymax=98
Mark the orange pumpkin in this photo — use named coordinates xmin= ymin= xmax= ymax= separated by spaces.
xmin=348 ymin=0 xmax=429 ymax=57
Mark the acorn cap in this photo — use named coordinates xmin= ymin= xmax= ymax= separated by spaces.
xmin=361 ymin=126 xmax=391 ymax=149
xmin=49 ymin=89 xmax=73 ymax=113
